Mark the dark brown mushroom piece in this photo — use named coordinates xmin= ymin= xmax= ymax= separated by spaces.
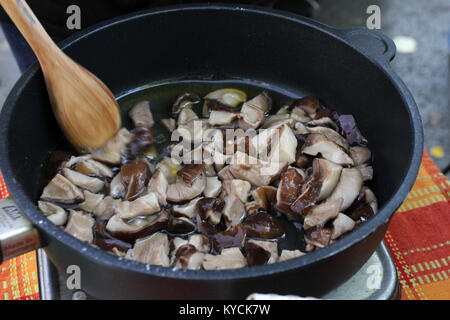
xmin=210 ymin=223 xmax=246 ymax=253
xmin=243 ymin=211 xmax=285 ymax=240
xmin=196 ymin=197 xmax=226 ymax=235
xmin=290 ymin=96 xmax=320 ymax=115
xmin=244 ymin=240 xmax=278 ymax=266
xmin=252 ymin=186 xmax=277 ymax=211
xmin=120 ymin=161 xmax=151 ymax=201
xmin=304 ymin=226 xmax=333 ymax=248
xmin=105 ymin=209 xmax=169 ymax=243
xmin=125 ymin=126 xmax=153 ymax=159
xmin=335 ymin=114 xmax=368 ymax=146
xmin=276 ymin=168 xmax=304 ymax=216
xmin=345 ymin=188 xmax=377 ymax=224
xmin=172 ymin=244 xmax=205 ymax=270
xmin=40 ymin=174 xmax=84 ymax=205
xmin=172 ymin=92 xmax=200 ymax=115
xmin=167 ymin=216 xmax=197 ymax=235
xmin=93 ymin=219 xmax=132 ymax=252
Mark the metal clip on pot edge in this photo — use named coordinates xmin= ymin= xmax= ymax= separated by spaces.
xmin=0 ymin=198 xmax=41 ymax=263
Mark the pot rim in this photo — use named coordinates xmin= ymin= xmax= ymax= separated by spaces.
xmin=0 ymin=4 xmax=423 ymax=281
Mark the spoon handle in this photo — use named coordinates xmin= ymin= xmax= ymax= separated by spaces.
xmin=0 ymin=0 xmax=59 ymax=67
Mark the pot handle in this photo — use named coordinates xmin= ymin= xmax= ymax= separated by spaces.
xmin=335 ymin=28 xmax=396 ymax=65
xmin=0 ymin=198 xmax=42 ymax=263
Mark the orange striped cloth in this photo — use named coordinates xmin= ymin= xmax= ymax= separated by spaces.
xmin=0 ymin=151 xmax=448 ymax=300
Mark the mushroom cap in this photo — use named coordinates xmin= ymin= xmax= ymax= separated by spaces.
xmin=302 ymin=133 xmax=354 ymax=166
xmin=116 ymin=192 xmax=161 ymax=220
xmin=167 ymin=165 xmax=206 ymax=203
xmin=276 ymin=168 xmax=304 ymax=215
xmin=316 ymin=159 xmax=343 ymax=201
xmin=40 ymin=173 xmax=84 ymax=205
xmin=147 ymin=168 xmax=169 ymax=206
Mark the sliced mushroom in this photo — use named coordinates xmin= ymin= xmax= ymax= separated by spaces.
xmin=125 ymin=126 xmax=153 ymax=159
xmin=116 ymin=192 xmax=160 ymax=220
xmin=202 ymin=247 xmax=246 ymax=270
xmin=267 ymin=124 xmax=298 ymax=164
xmin=327 ymin=168 xmax=363 ymax=211
xmin=307 ymin=126 xmax=349 ymax=150
xmin=246 ymin=239 xmax=278 ymax=265
xmin=109 ymin=173 xmax=125 ymax=198
xmin=243 ymin=211 xmax=285 ymax=240
xmin=276 ymin=168 xmax=304 ymax=215
xmin=172 ymin=92 xmax=200 ymax=115
xmin=291 ymin=96 xmax=320 ymax=115
xmin=222 ymin=193 xmax=246 ymax=228
xmin=167 ymin=165 xmax=206 ymax=203
xmin=204 ymin=88 xmax=247 ymax=108
xmin=217 ymin=165 xmax=235 ymax=180
xmin=90 ymin=128 xmax=133 ymax=165
xmin=302 ymin=133 xmax=354 ymax=166
xmin=188 ymin=234 xmax=211 ymax=253
xmin=161 ymin=118 xmax=176 ymax=132
xmin=293 ymin=121 xmax=309 ymax=135
xmin=363 ymin=187 xmax=378 ymax=213
xmin=177 ymin=107 xmax=199 ymax=126
xmin=147 ymin=169 xmax=168 ymax=206
xmin=106 ymin=210 xmax=169 ymax=243
xmin=211 ymin=223 xmax=246 ymax=253
xmin=156 ymin=157 xmax=182 ymax=184
xmin=316 ymin=159 xmax=342 ymax=201
xmin=222 ymin=179 xmax=251 ymax=203
xmin=304 ymin=226 xmax=332 ymax=248
xmin=331 ymin=213 xmax=356 ymax=240
xmin=129 ymin=101 xmax=154 ymax=128
xmin=196 ymin=197 xmax=225 ymax=234
xmin=303 ymin=198 xmax=343 ymax=229
xmin=208 ymin=109 xmax=239 ymax=126
xmin=167 ymin=216 xmax=197 ymax=235
xmin=349 ymin=146 xmax=371 ymax=165
xmin=74 ymin=158 xmax=114 ymax=178
xmin=357 ymin=164 xmax=373 ymax=181
xmin=38 ymin=201 xmax=68 ymax=226
xmin=93 ymin=196 xmax=120 ymax=219
xmin=78 ymin=190 xmax=104 ymax=213
xmin=229 ymin=151 xmax=287 ymax=187
xmin=172 ymin=197 xmax=202 ymax=219
xmin=65 ymin=210 xmax=95 ymax=243
xmin=290 ymin=106 xmax=311 ymax=123
xmin=238 ymin=102 xmax=265 ymax=130
xmin=40 ymin=174 xmax=84 ymax=204
xmin=335 ymin=114 xmax=368 ymax=146
xmin=62 ymin=168 xmax=105 ymax=193
xmin=278 ymin=249 xmax=305 ymax=262
xmin=307 ymin=117 xmax=337 ymax=131
xmin=252 ymin=186 xmax=277 ymax=211
xmin=262 ymin=114 xmax=294 ymax=129
xmin=204 ymin=176 xmax=222 ymax=197
xmin=246 ymin=91 xmax=272 ymax=112
xmin=125 ymin=232 xmax=170 ymax=266
xmin=172 ymin=244 xmax=205 ymax=270
xmin=120 ymin=162 xmax=151 ymax=201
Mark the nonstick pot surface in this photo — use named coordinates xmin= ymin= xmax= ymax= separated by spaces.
xmin=0 ymin=5 xmax=422 ymax=297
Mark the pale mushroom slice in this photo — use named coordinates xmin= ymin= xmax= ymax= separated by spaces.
xmin=40 ymin=174 xmax=84 ymax=204
xmin=202 ymin=247 xmax=247 ymax=270
xmin=278 ymin=250 xmax=305 ymax=262
xmin=188 ymin=234 xmax=211 ymax=253
xmin=204 ymin=176 xmax=222 ymax=198
xmin=129 ymin=101 xmax=154 ymax=128
xmin=156 ymin=157 xmax=182 ymax=184
xmin=62 ymin=168 xmax=105 ymax=193
xmin=229 ymin=151 xmax=287 ymax=187
xmin=171 ymin=244 xmax=205 ymax=270
xmin=125 ymin=232 xmax=170 ymax=266
xmin=170 ymin=237 xmax=189 ymax=256
xmin=109 ymin=173 xmax=125 ymax=198
xmin=65 ymin=210 xmax=95 ymax=243
xmin=327 ymin=168 xmax=363 ymax=211
xmin=246 ymin=91 xmax=272 ymax=112
xmin=217 ymin=165 xmax=235 ymax=180
xmin=252 ymin=186 xmax=277 ymax=211
xmin=307 ymin=117 xmax=337 ymax=131
xmin=290 ymin=106 xmax=312 ymax=123
xmin=38 ymin=201 xmax=68 ymax=226
xmin=172 ymin=197 xmax=202 ymax=219
xmin=238 ymin=103 xmax=265 ymax=130
xmin=247 ymin=239 xmax=278 ymax=264
xmin=208 ymin=109 xmax=239 ymax=126
xmin=93 ymin=196 xmax=120 ymax=219
xmin=204 ymin=88 xmax=247 ymax=107
xmin=293 ymin=96 xmax=320 ymax=116
xmin=90 ymin=128 xmax=133 ymax=165
xmin=357 ymin=164 xmax=373 ymax=181
xmin=303 ymin=198 xmax=343 ymax=229
xmin=222 ymin=179 xmax=251 ymax=203
xmin=307 ymin=126 xmax=349 ymax=150
xmin=262 ymin=114 xmax=294 ymax=129
xmin=331 ymin=213 xmax=356 ymax=240
xmin=73 ymin=158 xmax=114 ymax=178
xmin=166 ymin=165 xmax=206 ymax=203
xmin=78 ymin=190 xmax=104 ymax=213
xmin=222 ymin=193 xmax=246 ymax=228
xmin=106 ymin=210 xmax=169 ymax=243
xmin=349 ymin=146 xmax=372 ymax=166
xmin=302 ymin=133 xmax=354 ymax=166
xmin=177 ymin=107 xmax=199 ymax=126
xmin=293 ymin=121 xmax=309 ymax=135
xmin=316 ymin=159 xmax=342 ymax=201
xmin=362 ymin=187 xmax=378 ymax=213
xmin=147 ymin=169 xmax=168 ymax=206
xmin=116 ymin=192 xmax=161 ymax=220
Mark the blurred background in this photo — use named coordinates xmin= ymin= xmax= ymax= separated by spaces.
xmin=0 ymin=0 xmax=449 ymax=177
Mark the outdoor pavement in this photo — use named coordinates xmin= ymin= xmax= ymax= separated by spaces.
xmin=0 ymin=0 xmax=448 ymax=177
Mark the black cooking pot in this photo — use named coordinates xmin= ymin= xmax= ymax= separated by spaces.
xmin=0 ymin=5 xmax=423 ymax=299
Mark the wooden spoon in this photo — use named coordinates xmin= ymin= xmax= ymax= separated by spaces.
xmin=0 ymin=0 xmax=121 ymax=149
